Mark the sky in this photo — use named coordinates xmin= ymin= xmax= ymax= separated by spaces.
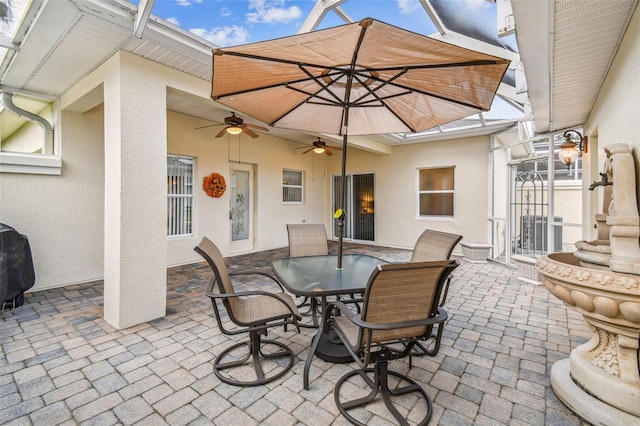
xmin=145 ymin=0 xmax=510 ymax=48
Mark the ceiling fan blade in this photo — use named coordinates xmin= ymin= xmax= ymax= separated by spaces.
xmin=215 ymin=127 xmax=227 ymax=138
xmin=295 ymin=146 xmax=311 ymax=150
xmin=301 ymin=147 xmax=315 ymax=154
xmin=324 ymin=149 xmax=333 ymax=156
xmin=243 ymin=127 xmax=259 ymax=138
xmin=331 ymin=146 xmax=343 ymax=151
xmin=195 ymin=124 xmax=220 ymax=130
xmin=245 ymin=123 xmax=269 ymax=131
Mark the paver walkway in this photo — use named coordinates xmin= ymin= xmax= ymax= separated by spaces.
xmin=1 ymin=242 xmax=590 ymax=425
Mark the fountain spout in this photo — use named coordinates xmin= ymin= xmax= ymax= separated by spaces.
xmin=588 ymin=172 xmax=613 ymax=190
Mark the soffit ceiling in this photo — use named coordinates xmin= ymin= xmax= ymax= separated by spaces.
xmin=511 ymin=0 xmax=638 ymax=135
xmin=0 ymin=0 xmax=637 ymax=148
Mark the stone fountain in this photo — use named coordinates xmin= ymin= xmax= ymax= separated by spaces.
xmin=536 ymin=142 xmax=640 ymax=424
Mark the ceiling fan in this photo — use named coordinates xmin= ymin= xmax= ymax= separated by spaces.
xmin=296 ymin=138 xmax=342 ymax=156
xmin=196 ymin=112 xmax=268 ymax=138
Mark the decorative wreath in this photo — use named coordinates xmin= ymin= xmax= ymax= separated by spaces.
xmin=203 ymin=173 xmax=226 ymax=198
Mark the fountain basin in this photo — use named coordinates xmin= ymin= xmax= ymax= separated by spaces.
xmin=536 ymin=252 xmax=640 ymax=420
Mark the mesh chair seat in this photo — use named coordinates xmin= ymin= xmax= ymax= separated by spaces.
xmin=231 ymin=292 xmax=299 ymax=325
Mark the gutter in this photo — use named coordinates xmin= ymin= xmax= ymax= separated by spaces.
xmin=1 ymin=91 xmax=54 ymax=154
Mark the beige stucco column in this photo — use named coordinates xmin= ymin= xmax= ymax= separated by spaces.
xmin=103 ymin=52 xmax=167 ymax=329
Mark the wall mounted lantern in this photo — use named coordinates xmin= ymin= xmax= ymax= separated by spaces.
xmin=558 ymin=130 xmax=587 ymax=168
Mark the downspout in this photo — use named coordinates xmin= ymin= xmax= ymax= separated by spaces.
xmin=1 ymin=92 xmax=54 ymax=154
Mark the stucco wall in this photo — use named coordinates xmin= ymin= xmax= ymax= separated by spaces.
xmin=583 ymin=6 xmax=640 ymax=238
xmin=0 ymin=106 xmax=105 ymax=291
xmin=166 ymin=110 xmax=329 ymax=266
xmin=336 ymin=136 xmax=492 ymax=254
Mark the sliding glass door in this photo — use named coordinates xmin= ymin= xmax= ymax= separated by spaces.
xmin=332 ymin=173 xmax=375 ymax=242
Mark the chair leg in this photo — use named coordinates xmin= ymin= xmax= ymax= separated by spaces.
xmin=334 ymin=361 xmax=433 ymax=426
xmin=214 ymin=330 xmax=294 ymax=386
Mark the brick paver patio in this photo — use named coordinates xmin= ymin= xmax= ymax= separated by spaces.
xmin=1 ymin=242 xmax=591 ymax=425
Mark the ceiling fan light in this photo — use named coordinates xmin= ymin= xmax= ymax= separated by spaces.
xmin=313 ymin=147 xmax=325 ymax=154
xmin=226 ymin=126 xmax=242 ymax=135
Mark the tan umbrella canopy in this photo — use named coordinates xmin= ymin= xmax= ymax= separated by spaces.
xmin=211 ymin=18 xmax=509 ymax=267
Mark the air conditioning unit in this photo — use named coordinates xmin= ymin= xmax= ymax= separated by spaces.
xmin=519 ymin=216 xmax=563 ymax=253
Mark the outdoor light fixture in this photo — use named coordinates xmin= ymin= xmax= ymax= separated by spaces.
xmin=313 ymin=146 xmax=325 ymax=154
xmin=226 ymin=125 xmax=243 ymax=135
xmin=558 ymin=130 xmax=587 ymax=168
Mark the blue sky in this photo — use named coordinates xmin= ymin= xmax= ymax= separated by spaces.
xmin=146 ymin=0 xmax=504 ymax=48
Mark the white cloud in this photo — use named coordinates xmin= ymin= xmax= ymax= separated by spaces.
xmin=166 ymin=17 xmax=180 ymax=26
xmin=220 ymin=7 xmax=232 ymax=18
xmin=176 ymin=0 xmax=202 ymax=5
xmin=189 ymin=25 xmax=250 ymax=47
xmin=397 ymin=0 xmax=420 ymax=15
xmin=465 ymin=0 xmax=490 ymax=10
xmin=246 ymin=0 xmax=302 ymax=24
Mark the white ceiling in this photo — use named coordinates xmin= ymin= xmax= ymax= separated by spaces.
xmin=0 ymin=0 xmax=637 ymax=150
xmin=512 ymin=0 xmax=638 ymax=134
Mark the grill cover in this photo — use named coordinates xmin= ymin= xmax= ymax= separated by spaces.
xmin=0 ymin=224 xmax=35 ymax=308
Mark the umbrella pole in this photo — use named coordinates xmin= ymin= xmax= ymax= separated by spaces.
xmin=337 ymin=131 xmax=348 ymax=269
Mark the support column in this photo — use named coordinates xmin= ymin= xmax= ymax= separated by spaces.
xmin=103 ymin=52 xmax=167 ymax=329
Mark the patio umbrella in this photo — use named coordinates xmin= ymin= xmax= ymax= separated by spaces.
xmin=211 ymin=18 xmax=509 ymax=268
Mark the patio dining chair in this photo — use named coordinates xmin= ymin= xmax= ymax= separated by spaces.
xmin=194 ymin=237 xmax=301 ymax=386
xmin=411 ymin=228 xmax=462 ymax=356
xmin=411 ymin=228 xmax=462 ymax=263
xmin=286 ymin=223 xmax=329 ymax=258
xmin=303 ymin=260 xmax=459 ymax=425
xmin=286 ymin=223 xmax=361 ymax=324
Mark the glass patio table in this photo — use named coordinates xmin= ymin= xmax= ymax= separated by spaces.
xmin=271 ymin=254 xmax=388 ymax=362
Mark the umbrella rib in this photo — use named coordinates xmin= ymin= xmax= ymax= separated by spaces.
xmin=285 ymin=86 xmax=342 ymax=106
xmin=268 ymin=65 xmax=358 ymax=126
xmin=350 ymin=68 xmax=407 ymax=105
xmin=214 ymin=50 xmax=328 ymax=69
xmin=364 ymin=73 xmax=490 ymax=111
xmin=212 ymin=73 xmax=322 ymax=99
xmin=267 ymin=67 xmax=348 ymax=126
xmin=368 ymin=59 xmax=509 ymax=72
xmin=347 ymin=69 xmax=417 ymax=132
xmin=298 ymin=65 xmax=346 ymax=105
xmin=211 ymin=66 xmax=345 ymax=100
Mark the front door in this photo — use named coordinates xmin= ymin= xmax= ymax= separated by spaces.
xmin=229 ymin=163 xmax=254 ymax=254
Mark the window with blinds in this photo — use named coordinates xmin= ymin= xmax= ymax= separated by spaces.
xmin=283 ymin=169 xmax=303 ymax=204
xmin=418 ymin=166 xmax=455 ymax=217
xmin=167 ymin=155 xmax=194 ymax=236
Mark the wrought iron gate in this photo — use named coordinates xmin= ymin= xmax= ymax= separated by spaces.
xmin=510 ymin=168 xmax=549 ymax=256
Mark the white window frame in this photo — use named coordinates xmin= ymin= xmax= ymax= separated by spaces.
xmin=417 ymin=166 xmax=455 ymax=218
xmin=167 ymin=154 xmax=194 ymax=237
xmin=283 ymin=169 xmax=304 ymax=204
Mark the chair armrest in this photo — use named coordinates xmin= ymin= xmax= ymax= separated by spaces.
xmin=229 ymin=270 xmax=286 ymax=292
